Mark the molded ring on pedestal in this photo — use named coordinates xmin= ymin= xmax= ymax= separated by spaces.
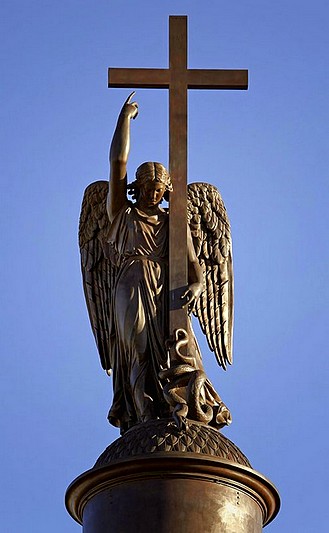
xmin=66 ymin=420 xmax=280 ymax=531
xmin=66 ymin=455 xmax=280 ymax=527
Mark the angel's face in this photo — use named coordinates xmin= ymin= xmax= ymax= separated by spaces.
xmin=138 ymin=181 xmax=166 ymax=209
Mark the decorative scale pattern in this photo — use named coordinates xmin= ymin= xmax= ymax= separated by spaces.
xmin=94 ymin=418 xmax=251 ymax=468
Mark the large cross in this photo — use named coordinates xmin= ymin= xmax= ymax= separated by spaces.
xmin=108 ymin=15 xmax=248 ymax=350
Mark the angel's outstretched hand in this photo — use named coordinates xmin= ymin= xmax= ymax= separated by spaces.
xmin=181 ymin=282 xmax=203 ymax=313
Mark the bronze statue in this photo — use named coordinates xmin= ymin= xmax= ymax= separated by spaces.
xmin=79 ymin=94 xmax=233 ymax=434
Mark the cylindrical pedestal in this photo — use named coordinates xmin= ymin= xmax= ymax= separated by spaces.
xmin=66 ymin=421 xmax=280 ymax=532
xmin=66 ymin=454 xmax=279 ymax=532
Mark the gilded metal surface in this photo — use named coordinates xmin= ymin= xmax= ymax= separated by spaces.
xmin=108 ymin=16 xmax=247 ymax=341
xmin=108 ymin=67 xmax=248 ymax=90
xmin=78 ymin=16 xmax=248 ymax=430
xmin=65 ymin=453 xmax=280 ymax=531
xmin=68 ymin=13 xmax=282 ymax=533
xmin=168 ymin=16 xmax=188 ymax=338
xmin=187 ymin=183 xmax=233 ymax=367
xmin=160 ymin=328 xmax=231 ymax=428
xmin=94 ymin=418 xmax=251 ymax=467
xmin=79 ymin=93 xmax=233 ymax=432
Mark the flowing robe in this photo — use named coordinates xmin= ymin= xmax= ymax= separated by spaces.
xmin=106 ymin=203 xmax=170 ymax=430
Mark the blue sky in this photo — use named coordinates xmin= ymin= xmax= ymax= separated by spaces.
xmin=1 ymin=1 xmax=328 ymax=531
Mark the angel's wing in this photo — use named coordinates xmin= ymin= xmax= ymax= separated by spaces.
xmin=79 ymin=180 xmax=114 ymax=371
xmin=187 ymin=182 xmax=233 ymax=370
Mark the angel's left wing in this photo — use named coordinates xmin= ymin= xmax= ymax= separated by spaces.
xmin=79 ymin=180 xmax=114 ymax=372
xmin=187 ymin=182 xmax=233 ymax=370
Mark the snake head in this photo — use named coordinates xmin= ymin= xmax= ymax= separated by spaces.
xmin=173 ymin=404 xmax=189 ymax=431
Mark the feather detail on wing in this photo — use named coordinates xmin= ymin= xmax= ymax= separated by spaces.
xmin=79 ymin=180 xmax=114 ymax=371
xmin=187 ymin=183 xmax=233 ymax=370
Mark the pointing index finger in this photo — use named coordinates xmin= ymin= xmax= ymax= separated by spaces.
xmin=125 ymin=91 xmax=136 ymax=105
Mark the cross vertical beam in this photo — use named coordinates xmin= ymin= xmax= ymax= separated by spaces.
xmin=168 ymin=16 xmax=188 ymax=337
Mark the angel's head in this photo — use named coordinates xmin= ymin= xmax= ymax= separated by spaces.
xmin=128 ymin=162 xmax=173 ymax=205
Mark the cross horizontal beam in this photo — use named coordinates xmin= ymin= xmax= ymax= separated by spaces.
xmin=108 ymin=68 xmax=248 ymax=90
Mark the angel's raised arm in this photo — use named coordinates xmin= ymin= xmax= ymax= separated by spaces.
xmin=107 ymin=93 xmax=139 ymax=221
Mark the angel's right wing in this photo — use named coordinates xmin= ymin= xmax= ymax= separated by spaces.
xmin=78 ymin=180 xmax=115 ymax=372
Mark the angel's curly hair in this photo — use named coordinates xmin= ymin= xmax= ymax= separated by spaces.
xmin=128 ymin=162 xmax=173 ymax=201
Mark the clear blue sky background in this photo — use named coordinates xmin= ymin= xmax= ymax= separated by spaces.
xmin=1 ymin=1 xmax=328 ymax=531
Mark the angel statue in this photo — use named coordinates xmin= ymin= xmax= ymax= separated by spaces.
xmin=79 ymin=93 xmax=233 ymax=434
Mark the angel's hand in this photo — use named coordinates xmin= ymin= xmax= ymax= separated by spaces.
xmin=181 ymin=282 xmax=203 ymax=313
xmin=121 ymin=91 xmax=139 ymax=120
